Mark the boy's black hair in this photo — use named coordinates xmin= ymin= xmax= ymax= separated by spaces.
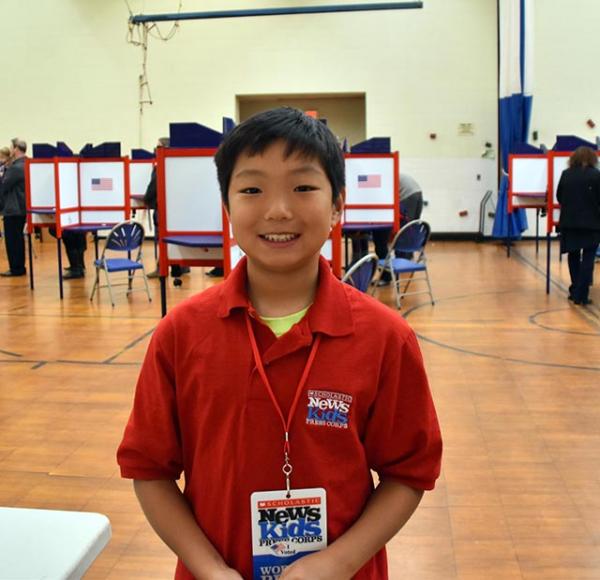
xmin=214 ymin=107 xmax=345 ymax=207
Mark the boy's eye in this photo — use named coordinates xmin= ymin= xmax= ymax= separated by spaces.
xmin=239 ymin=187 xmax=261 ymax=194
xmin=294 ymin=185 xmax=318 ymax=192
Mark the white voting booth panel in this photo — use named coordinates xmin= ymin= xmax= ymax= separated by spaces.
xmin=511 ymin=157 xmax=547 ymax=197
xmin=343 ymin=209 xmax=394 ymax=223
xmin=551 ymin=155 xmax=569 ymax=204
xmin=27 ymin=161 xmax=57 ymax=225
xmin=229 ymin=243 xmax=245 ymax=271
xmin=344 ymin=156 xmax=397 ymax=227
xmin=165 ymin=156 xmax=222 ymax=233
xmin=58 ymin=161 xmax=80 ymax=228
xmin=129 ymin=161 xmax=155 ymax=236
xmin=167 ymin=245 xmax=223 ymax=261
xmin=79 ymin=161 xmax=126 ymax=207
xmin=80 ymin=210 xmax=125 ymax=223
xmin=29 ymin=162 xmax=55 ymax=207
xmin=345 ymin=157 xmax=396 ymax=207
xmin=129 ymin=161 xmax=153 ymax=198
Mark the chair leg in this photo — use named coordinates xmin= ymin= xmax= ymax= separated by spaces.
xmin=403 ymin=270 xmax=416 ymax=294
xmin=126 ymin=270 xmax=136 ymax=296
xmin=104 ymin=269 xmax=115 ymax=307
xmin=393 ymin=273 xmax=402 ymax=309
xmin=425 ymin=271 xmax=435 ymax=305
xmin=369 ymin=266 xmax=383 ymax=296
xmin=141 ymin=267 xmax=152 ymax=303
xmin=90 ymin=269 xmax=99 ymax=301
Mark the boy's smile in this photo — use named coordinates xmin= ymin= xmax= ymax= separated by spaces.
xmin=227 ymin=140 xmax=342 ymax=276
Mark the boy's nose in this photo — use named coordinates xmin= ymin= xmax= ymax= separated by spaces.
xmin=263 ymin=193 xmax=293 ymax=221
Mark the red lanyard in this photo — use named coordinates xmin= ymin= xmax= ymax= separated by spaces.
xmin=245 ymin=313 xmax=321 ymax=497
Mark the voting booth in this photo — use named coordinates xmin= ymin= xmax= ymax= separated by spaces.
xmin=508 ymin=136 xmax=599 ymax=293
xmin=507 ymin=154 xmax=548 ymax=213
xmin=25 ymin=153 xmax=130 ymax=298
xmin=156 ymin=147 xmax=224 ymax=314
xmin=341 ymin=152 xmax=400 ymax=266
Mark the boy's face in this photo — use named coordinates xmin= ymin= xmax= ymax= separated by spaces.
xmin=227 ymin=140 xmax=342 ymax=276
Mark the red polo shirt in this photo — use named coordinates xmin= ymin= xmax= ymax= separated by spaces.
xmin=117 ymin=257 xmax=442 ymax=579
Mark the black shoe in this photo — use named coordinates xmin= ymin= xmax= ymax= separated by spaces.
xmin=170 ymin=266 xmax=191 ymax=277
xmin=0 ymin=270 xmax=26 ymax=277
xmin=63 ymin=270 xmax=84 ymax=280
xmin=574 ymin=298 xmax=593 ymax=305
xmin=205 ymin=267 xmax=224 ymax=278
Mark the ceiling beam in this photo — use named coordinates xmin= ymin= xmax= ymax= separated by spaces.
xmin=130 ymin=2 xmax=423 ymax=24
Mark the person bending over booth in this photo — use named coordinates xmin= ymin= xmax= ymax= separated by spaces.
xmin=117 ymin=108 xmax=442 ymax=580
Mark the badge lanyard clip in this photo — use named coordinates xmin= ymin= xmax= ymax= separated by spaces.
xmin=246 ymin=314 xmax=321 ymax=498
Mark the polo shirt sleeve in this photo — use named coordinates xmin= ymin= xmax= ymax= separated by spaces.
xmin=117 ymin=316 xmax=183 ymax=480
xmin=363 ymin=329 xmax=442 ymax=490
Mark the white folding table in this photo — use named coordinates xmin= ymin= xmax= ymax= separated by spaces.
xmin=0 ymin=507 xmax=111 ymax=579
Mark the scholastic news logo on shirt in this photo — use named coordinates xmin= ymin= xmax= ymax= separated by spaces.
xmin=306 ymin=389 xmax=353 ymax=429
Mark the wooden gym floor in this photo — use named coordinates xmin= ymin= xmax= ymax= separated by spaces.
xmin=1 ymin=236 xmax=599 ymax=579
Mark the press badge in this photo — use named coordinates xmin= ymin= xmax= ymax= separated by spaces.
xmin=250 ymin=488 xmax=327 ymax=580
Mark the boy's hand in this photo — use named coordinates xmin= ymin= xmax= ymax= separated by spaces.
xmin=279 ymin=551 xmax=350 ymax=580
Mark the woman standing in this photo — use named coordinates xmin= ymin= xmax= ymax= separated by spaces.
xmin=557 ymin=146 xmax=600 ymax=305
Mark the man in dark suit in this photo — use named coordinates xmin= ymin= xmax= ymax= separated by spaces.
xmin=0 ymin=138 xmax=27 ymax=277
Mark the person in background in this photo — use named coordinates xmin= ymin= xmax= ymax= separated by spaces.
xmin=557 ymin=146 xmax=600 ymax=305
xmin=144 ymin=137 xmax=190 ymax=279
xmin=47 ymin=227 xmax=87 ymax=279
xmin=0 ymin=147 xmax=11 ymax=182
xmin=372 ymin=173 xmax=424 ymax=283
xmin=0 ymin=138 xmax=27 ymax=277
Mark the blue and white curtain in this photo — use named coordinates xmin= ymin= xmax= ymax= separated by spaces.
xmin=492 ymin=0 xmax=533 ymax=238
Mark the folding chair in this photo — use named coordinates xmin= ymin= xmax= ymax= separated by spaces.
xmin=375 ymin=219 xmax=435 ymax=309
xmin=90 ymin=220 xmax=152 ymax=307
xmin=342 ymin=253 xmax=379 ymax=293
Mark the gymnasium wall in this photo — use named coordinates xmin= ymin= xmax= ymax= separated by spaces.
xmin=529 ymin=0 xmax=600 ymax=149
xmin=2 ymin=0 xmax=497 ymax=157
xmin=2 ymin=1 xmax=599 ymax=232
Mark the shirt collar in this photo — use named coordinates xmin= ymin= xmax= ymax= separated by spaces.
xmin=217 ymin=255 xmax=354 ymax=337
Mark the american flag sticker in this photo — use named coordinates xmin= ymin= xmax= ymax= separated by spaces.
xmin=91 ymin=178 xmax=113 ymax=191
xmin=357 ymin=174 xmax=381 ymax=188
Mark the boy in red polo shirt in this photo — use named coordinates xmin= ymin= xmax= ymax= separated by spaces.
xmin=117 ymin=108 xmax=442 ymax=580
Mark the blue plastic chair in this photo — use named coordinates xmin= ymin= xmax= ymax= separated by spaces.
xmin=342 ymin=253 xmax=379 ymax=293
xmin=375 ymin=220 xmax=434 ymax=309
xmin=89 ymin=220 xmax=152 ymax=306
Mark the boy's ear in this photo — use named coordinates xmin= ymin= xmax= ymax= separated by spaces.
xmin=331 ymin=191 xmax=344 ymax=227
